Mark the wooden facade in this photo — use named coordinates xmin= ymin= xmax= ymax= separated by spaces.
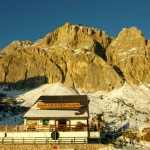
xmin=23 ymin=95 xmax=90 ymax=132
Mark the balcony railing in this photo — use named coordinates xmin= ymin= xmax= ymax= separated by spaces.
xmin=0 ymin=124 xmax=89 ymax=132
xmin=0 ymin=137 xmax=88 ymax=144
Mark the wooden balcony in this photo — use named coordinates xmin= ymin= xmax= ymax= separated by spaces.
xmin=0 ymin=124 xmax=89 ymax=132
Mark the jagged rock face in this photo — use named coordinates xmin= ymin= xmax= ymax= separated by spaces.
xmin=0 ymin=45 xmax=62 ymax=88
xmin=106 ymin=27 xmax=150 ymax=84
xmin=0 ymin=23 xmax=123 ymax=91
xmin=35 ymin=22 xmax=113 ymax=60
xmin=1 ymin=24 xmax=150 ymax=91
xmin=0 ymin=44 xmax=123 ymax=91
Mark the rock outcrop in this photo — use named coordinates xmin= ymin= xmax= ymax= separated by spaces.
xmin=106 ymin=27 xmax=150 ymax=84
xmin=1 ymin=24 xmax=149 ymax=91
xmin=35 ymin=22 xmax=113 ymax=60
xmin=0 ymin=23 xmax=123 ymax=92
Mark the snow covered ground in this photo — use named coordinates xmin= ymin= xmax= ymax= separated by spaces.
xmin=85 ymin=83 xmax=150 ymax=130
xmin=0 ymin=82 xmax=150 ymax=128
xmin=0 ymin=82 xmax=150 ymax=149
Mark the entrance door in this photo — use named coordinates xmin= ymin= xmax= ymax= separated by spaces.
xmin=58 ymin=119 xmax=66 ymax=131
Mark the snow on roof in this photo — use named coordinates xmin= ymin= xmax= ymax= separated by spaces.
xmin=23 ymin=95 xmax=89 ymax=119
xmin=23 ymin=109 xmax=88 ymax=118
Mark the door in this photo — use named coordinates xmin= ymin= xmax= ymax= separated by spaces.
xmin=58 ymin=119 xmax=66 ymax=131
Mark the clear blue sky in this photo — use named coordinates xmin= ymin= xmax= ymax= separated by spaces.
xmin=0 ymin=0 xmax=150 ymax=49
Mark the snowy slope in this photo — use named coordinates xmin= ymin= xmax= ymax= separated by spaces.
xmin=0 ymin=83 xmax=79 ymax=124
xmin=83 ymin=83 xmax=150 ymax=129
xmin=0 ymin=82 xmax=150 ymax=131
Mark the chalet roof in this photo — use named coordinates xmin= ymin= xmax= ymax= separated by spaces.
xmin=37 ymin=95 xmax=89 ymax=104
xmin=23 ymin=95 xmax=89 ymax=119
xmin=23 ymin=109 xmax=88 ymax=118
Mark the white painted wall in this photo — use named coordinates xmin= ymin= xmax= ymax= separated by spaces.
xmin=39 ymin=120 xmax=43 ymax=125
xmin=67 ymin=120 xmax=69 ymax=125
xmin=0 ymin=133 xmax=5 ymax=137
xmin=59 ymin=132 xmax=88 ymax=137
xmin=24 ymin=119 xmax=26 ymax=125
xmin=90 ymin=132 xmax=100 ymax=138
xmin=56 ymin=120 xmax=58 ymax=125
xmin=4 ymin=131 xmax=88 ymax=138
xmin=49 ymin=120 xmax=55 ymax=125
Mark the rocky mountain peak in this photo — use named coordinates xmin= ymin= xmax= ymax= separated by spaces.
xmin=34 ymin=23 xmax=113 ymax=59
xmin=117 ymin=27 xmax=147 ymax=48
xmin=0 ymin=23 xmax=123 ymax=92
xmin=0 ymin=24 xmax=149 ymax=91
xmin=1 ymin=40 xmax=33 ymax=54
xmin=106 ymin=27 xmax=150 ymax=85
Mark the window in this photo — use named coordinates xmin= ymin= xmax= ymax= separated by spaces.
xmin=26 ymin=120 xmax=37 ymax=125
xmin=43 ymin=120 xmax=49 ymax=125
xmin=58 ymin=119 xmax=66 ymax=125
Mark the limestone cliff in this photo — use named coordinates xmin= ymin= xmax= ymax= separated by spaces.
xmin=1 ymin=24 xmax=149 ymax=91
xmin=0 ymin=23 xmax=123 ymax=92
xmin=35 ymin=22 xmax=113 ymax=59
xmin=106 ymin=27 xmax=150 ymax=84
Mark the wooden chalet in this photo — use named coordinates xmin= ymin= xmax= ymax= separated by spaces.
xmin=23 ymin=95 xmax=89 ymax=133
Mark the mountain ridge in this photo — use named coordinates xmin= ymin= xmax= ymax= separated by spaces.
xmin=0 ymin=23 xmax=149 ymax=92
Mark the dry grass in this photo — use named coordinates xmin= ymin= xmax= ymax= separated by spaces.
xmin=125 ymin=130 xmax=150 ymax=142
xmin=0 ymin=144 xmax=117 ymax=150
xmin=138 ymin=131 xmax=150 ymax=142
